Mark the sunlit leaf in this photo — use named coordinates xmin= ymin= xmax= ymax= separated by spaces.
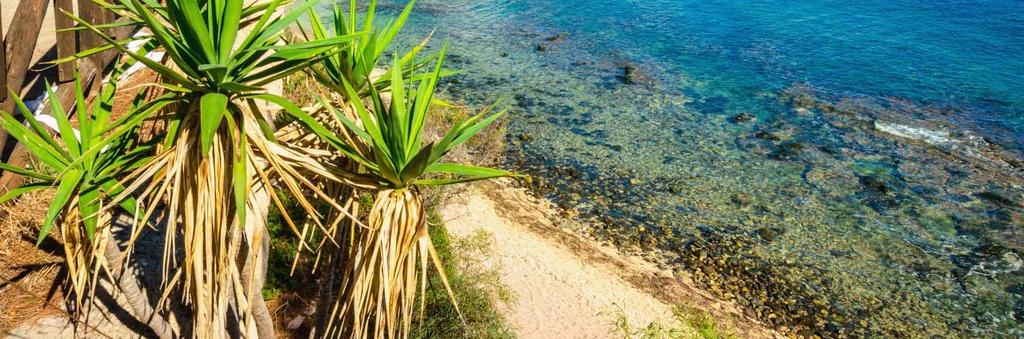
xmin=200 ymin=92 xmax=229 ymax=156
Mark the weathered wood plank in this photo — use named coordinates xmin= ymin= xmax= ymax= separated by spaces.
xmin=0 ymin=0 xmax=53 ymax=176
xmin=1 ymin=0 xmax=51 ymax=113
xmin=0 ymin=5 xmax=7 ymax=102
xmin=78 ymin=0 xmax=115 ymax=76
xmin=54 ymin=0 xmax=77 ymax=83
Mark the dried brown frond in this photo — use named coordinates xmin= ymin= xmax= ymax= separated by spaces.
xmin=0 ymin=188 xmax=63 ymax=331
xmin=318 ymin=189 xmax=463 ymax=339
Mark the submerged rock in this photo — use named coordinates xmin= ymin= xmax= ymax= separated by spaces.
xmin=1007 ymin=283 xmax=1024 ymax=296
xmin=873 ymin=121 xmax=954 ymax=147
xmin=975 ymin=191 xmax=1021 ymax=208
xmin=544 ymin=33 xmax=568 ymax=42
xmin=1005 ymin=252 xmax=1024 ymax=271
xmin=754 ymin=227 xmax=785 ymax=242
xmin=859 ymin=175 xmax=891 ymax=194
xmin=952 ymin=245 xmax=1024 ymax=277
xmin=769 ymin=141 xmax=806 ymax=161
xmin=731 ymin=112 xmax=756 ymax=123
xmin=617 ymin=63 xmax=655 ymax=85
xmin=754 ymin=130 xmax=785 ymax=141
xmin=620 ymin=65 xmax=639 ymax=84
xmin=1016 ymin=301 xmax=1024 ymax=322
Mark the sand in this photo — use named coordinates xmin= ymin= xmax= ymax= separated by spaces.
xmin=439 ymin=180 xmax=780 ymax=339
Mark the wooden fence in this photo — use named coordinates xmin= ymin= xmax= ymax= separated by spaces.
xmin=0 ymin=0 xmax=134 ymax=190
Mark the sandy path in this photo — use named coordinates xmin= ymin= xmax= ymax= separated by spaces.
xmin=439 ymin=181 xmax=780 ymax=339
xmin=440 ymin=186 xmax=683 ymax=338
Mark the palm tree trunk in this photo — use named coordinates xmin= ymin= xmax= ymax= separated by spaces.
xmin=240 ymin=227 xmax=274 ymax=339
xmin=103 ymin=233 xmax=175 ymax=339
xmin=240 ymin=178 xmax=275 ymax=339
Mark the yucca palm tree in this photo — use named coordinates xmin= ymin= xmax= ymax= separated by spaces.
xmin=0 ymin=70 xmax=173 ymax=335
xmin=287 ymin=0 xmax=431 ymax=249
xmin=290 ymin=45 xmax=517 ymax=338
xmin=300 ymin=0 xmax=434 ymax=96
xmin=60 ymin=0 xmax=366 ymax=337
xmin=284 ymin=3 xmax=456 ymax=335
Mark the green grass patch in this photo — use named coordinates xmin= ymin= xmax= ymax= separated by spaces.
xmin=608 ymin=304 xmax=736 ymax=339
xmin=263 ymin=190 xmax=312 ymax=300
xmin=674 ymin=305 xmax=736 ymax=339
xmin=410 ymin=209 xmax=515 ymax=339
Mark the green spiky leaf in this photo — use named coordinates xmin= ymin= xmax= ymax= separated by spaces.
xmin=199 ymin=92 xmax=229 ymax=156
xmin=38 ymin=169 xmax=83 ymax=245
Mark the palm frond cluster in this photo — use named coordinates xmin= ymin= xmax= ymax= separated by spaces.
xmin=0 ymin=0 xmax=515 ymax=338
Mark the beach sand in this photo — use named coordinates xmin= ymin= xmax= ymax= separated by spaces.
xmin=439 ymin=180 xmax=779 ymax=338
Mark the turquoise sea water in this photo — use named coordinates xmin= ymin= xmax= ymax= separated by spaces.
xmin=342 ymin=0 xmax=1024 ymax=337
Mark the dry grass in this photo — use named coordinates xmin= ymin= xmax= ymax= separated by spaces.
xmin=107 ymin=69 xmax=163 ymax=121
xmin=281 ymin=71 xmax=325 ymax=110
xmin=0 ymin=187 xmax=65 ymax=331
xmin=266 ymin=289 xmax=317 ymax=339
xmin=0 ymin=188 xmax=49 ymax=251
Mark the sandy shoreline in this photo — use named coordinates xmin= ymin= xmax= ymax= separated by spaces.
xmin=439 ymin=179 xmax=779 ymax=338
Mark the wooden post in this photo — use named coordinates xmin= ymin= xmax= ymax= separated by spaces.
xmin=55 ymin=0 xmax=77 ymax=83
xmin=78 ymin=0 xmax=113 ymax=79
xmin=0 ymin=0 xmax=52 ymax=182
xmin=0 ymin=0 xmax=51 ymax=113
xmin=0 ymin=5 xmax=7 ymax=102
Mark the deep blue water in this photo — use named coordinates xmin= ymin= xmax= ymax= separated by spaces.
xmin=581 ymin=0 xmax=1024 ymax=145
xmin=339 ymin=0 xmax=1024 ymax=336
xmin=495 ymin=0 xmax=1024 ymax=146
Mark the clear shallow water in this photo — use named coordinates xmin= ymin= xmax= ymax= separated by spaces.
xmin=341 ymin=0 xmax=1024 ymax=337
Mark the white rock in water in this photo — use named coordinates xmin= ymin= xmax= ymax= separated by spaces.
xmin=1004 ymin=252 xmax=1023 ymax=271
xmin=873 ymin=121 xmax=955 ymax=146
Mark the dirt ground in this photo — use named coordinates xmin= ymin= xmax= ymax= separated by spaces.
xmin=0 ymin=188 xmax=66 ymax=333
